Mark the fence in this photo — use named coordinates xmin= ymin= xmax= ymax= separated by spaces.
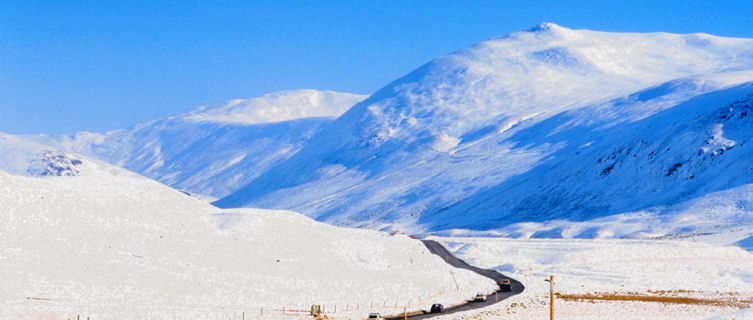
xmin=34 ymin=285 xmax=465 ymax=319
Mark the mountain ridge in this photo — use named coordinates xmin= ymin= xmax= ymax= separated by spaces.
xmin=214 ymin=24 xmax=753 ymax=240
xmin=27 ymin=89 xmax=367 ymax=198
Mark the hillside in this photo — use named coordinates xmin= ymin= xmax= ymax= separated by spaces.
xmin=215 ymin=24 xmax=753 ymax=241
xmin=0 ymin=157 xmax=494 ymax=319
xmin=32 ymin=89 xmax=366 ymax=199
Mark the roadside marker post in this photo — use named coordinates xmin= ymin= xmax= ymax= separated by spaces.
xmin=545 ymin=275 xmax=555 ymax=320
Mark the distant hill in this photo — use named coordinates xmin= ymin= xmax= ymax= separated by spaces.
xmin=30 ymin=89 xmax=366 ymax=199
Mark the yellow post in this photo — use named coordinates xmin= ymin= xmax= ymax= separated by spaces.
xmin=547 ymin=275 xmax=555 ymax=320
xmin=403 ymin=306 xmax=407 ymax=320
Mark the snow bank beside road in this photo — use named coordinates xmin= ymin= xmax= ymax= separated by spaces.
xmin=432 ymin=237 xmax=753 ymax=320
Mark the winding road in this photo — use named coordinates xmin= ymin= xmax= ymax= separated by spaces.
xmin=386 ymin=240 xmax=525 ymax=320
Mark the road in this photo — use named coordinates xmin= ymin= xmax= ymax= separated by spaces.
xmin=386 ymin=240 xmax=525 ymax=320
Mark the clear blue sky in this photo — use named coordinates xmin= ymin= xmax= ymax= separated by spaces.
xmin=2 ymin=1 xmax=752 ymax=134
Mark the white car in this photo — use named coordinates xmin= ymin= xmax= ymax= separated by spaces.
xmin=473 ymin=293 xmax=487 ymax=302
xmin=368 ymin=313 xmax=385 ymax=320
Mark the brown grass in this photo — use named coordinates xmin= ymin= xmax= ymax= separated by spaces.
xmin=555 ymin=291 xmax=753 ymax=309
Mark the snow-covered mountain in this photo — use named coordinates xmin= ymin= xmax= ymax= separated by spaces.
xmin=0 ymin=133 xmax=86 ymax=177
xmin=0 ymin=157 xmax=494 ymax=319
xmin=215 ymin=23 xmax=753 ymax=239
xmin=32 ymin=89 xmax=366 ymax=199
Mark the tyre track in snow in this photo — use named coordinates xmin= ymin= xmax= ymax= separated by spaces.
xmin=386 ymin=240 xmax=524 ymax=320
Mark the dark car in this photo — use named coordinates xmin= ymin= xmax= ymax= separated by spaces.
xmin=500 ymin=279 xmax=512 ymax=292
xmin=430 ymin=303 xmax=445 ymax=313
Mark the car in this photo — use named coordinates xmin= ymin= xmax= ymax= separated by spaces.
xmin=430 ymin=303 xmax=445 ymax=313
xmin=500 ymin=279 xmax=512 ymax=292
xmin=368 ymin=313 xmax=385 ymax=320
xmin=473 ymin=293 xmax=487 ymax=302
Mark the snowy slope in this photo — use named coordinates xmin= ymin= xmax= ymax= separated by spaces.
xmin=0 ymin=160 xmax=494 ymax=319
xmin=32 ymin=89 xmax=366 ymax=199
xmin=216 ymin=24 xmax=753 ymax=238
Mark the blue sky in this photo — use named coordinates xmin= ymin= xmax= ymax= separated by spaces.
xmin=2 ymin=1 xmax=752 ymax=134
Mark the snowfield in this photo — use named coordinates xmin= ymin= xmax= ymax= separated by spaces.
xmin=0 ymin=159 xmax=495 ymax=319
xmin=432 ymin=237 xmax=753 ymax=320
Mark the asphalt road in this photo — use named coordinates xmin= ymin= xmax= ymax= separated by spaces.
xmin=386 ymin=240 xmax=525 ymax=320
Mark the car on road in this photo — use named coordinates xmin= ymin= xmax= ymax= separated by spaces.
xmin=473 ymin=293 xmax=487 ymax=302
xmin=368 ymin=313 xmax=385 ymax=319
xmin=501 ymin=279 xmax=512 ymax=292
xmin=430 ymin=303 xmax=445 ymax=313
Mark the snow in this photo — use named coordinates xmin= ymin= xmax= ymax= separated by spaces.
xmin=29 ymin=89 xmax=367 ymax=199
xmin=12 ymin=25 xmax=753 ymax=247
xmin=432 ymin=181 xmax=753 ymax=250
xmin=4 ymin=22 xmax=753 ymax=320
xmin=0 ymin=133 xmax=84 ymax=177
xmin=213 ymin=24 xmax=753 ymax=242
xmin=708 ymin=308 xmax=753 ymax=320
xmin=0 ymin=159 xmax=495 ymax=319
xmin=431 ymin=236 xmax=753 ymax=320
xmin=181 ymin=89 xmax=366 ymax=125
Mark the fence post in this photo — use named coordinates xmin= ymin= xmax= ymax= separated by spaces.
xmin=242 ymin=311 xmax=245 ymax=320
xmin=260 ymin=307 xmax=263 ymax=316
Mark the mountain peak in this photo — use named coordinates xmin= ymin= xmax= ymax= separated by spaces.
xmin=526 ymin=22 xmax=567 ymax=33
